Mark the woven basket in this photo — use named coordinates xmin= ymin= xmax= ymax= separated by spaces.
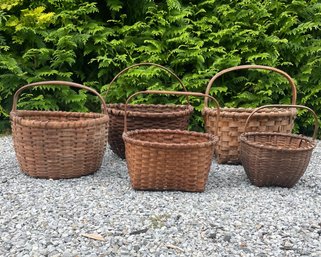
xmin=240 ymin=104 xmax=318 ymax=188
xmin=10 ymin=81 xmax=108 ymax=179
xmin=203 ymin=65 xmax=297 ymax=164
xmin=123 ymin=90 xmax=220 ymax=192
xmin=103 ymin=63 xmax=193 ymax=159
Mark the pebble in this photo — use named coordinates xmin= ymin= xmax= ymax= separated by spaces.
xmin=1 ymin=136 xmax=321 ymax=256
xmin=223 ymin=234 xmax=232 ymax=242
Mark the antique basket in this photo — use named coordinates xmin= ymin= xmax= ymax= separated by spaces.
xmin=10 ymin=81 xmax=108 ymax=179
xmin=203 ymin=65 xmax=297 ymax=164
xmin=123 ymin=90 xmax=219 ymax=192
xmin=240 ymin=104 xmax=318 ymax=188
xmin=103 ymin=63 xmax=193 ymax=159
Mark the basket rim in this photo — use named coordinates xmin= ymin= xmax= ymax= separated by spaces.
xmin=123 ymin=129 xmax=218 ymax=149
xmin=239 ymin=131 xmax=316 ymax=152
xmin=107 ymin=103 xmax=194 ymax=118
xmin=203 ymin=107 xmax=296 ymax=118
xmin=10 ymin=110 xmax=108 ymax=129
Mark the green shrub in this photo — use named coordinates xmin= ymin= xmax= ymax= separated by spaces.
xmin=1 ymin=0 xmax=320 ymax=136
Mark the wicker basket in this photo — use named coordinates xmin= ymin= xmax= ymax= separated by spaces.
xmin=10 ymin=81 xmax=108 ymax=179
xmin=103 ymin=63 xmax=193 ymax=159
xmin=203 ymin=65 xmax=297 ymax=164
xmin=240 ymin=104 xmax=318 ymax=188
xmin=123 ymin=90 xmax=220 ymax=192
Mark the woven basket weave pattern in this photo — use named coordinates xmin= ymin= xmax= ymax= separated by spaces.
xmin=104 ymin=63 xmax=193 ymax=159
xmin=122 ymin=90 xmax=220 ymax=192
xmin=204 ymin=65 xmax=297 ymax=164
xmin=124 ymin=129 xmax=216 ymax=192
xmin=240 ymin=133 xmax=314 ymax=187
xmin=239 ymin=104 xmax=318 ymax=188
xmin=10 ymin=81 xmax=108 ymax=179
xmin=107 ymin=104 xmax=192 ymax=159
xmin=12 ymin=112 xmax=108 ymax=179
xmin=204 ymin=108 xmax=295 ymax=164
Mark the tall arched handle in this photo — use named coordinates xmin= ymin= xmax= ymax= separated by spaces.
xmin=244 ymin=104 xmax=319 ymax=140
xmin=103 ymin=62 xmax=190 ymax=104
xmin=204 ymin=65 xmax=297 ymax=107
xmin=12 ymin=80 xmax=107 ymax=114
xmin=124 ymin=90 xmax=221 ymax=134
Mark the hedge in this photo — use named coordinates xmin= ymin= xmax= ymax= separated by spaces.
xmin=1 ymin=0 xmax=320 ymax=135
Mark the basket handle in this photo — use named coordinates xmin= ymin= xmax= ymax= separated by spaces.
xmin=123 ymin=90 xmax=221 ymax=134
xmin=204 ymin=65 xmax=297 ymax=107
xmin=244 ymin=104 xmax=319 ymax=140
xmin=11 ymin=80 xmax=108 ymax=114
xmin=102 ymin=62 xmax=190 ymax=104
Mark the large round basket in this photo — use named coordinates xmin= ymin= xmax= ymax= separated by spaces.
xmin=203 ymin=65 xmax=297 ymax=164
xmin=123 ymin=90 xmax=219 ymax=192
xmin=10 ymin=81 xmax=108 ymax=179
xmin=240 ymin=104 xmax=318 ymax=188
xmin=103 ymin=63 xmax=193 ymax=159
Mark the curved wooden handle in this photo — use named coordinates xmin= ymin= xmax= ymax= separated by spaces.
xmin=123 ymin=90 xmax=221 ymax=134
xmin=204 ymin=65 xmax=297 ymax=107
xmin=12 ymin=80 xmax=107 ymax=114
xmin=244 ymin=104 xmax=319 ymax=140
xmin=103 ymin=62 xmax=190 ymax=104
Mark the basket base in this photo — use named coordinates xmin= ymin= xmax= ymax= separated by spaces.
xmin=131 ymin=185 xmax=206 ymax=192
xmin=19 ymin=167 xmax=99 ymax=180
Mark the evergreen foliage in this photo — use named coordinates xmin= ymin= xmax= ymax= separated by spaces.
xmin=0 ymin=0 xmax=320 ymax=136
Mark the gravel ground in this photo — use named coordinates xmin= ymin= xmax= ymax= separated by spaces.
xmin=1 ymin=135 xmax=321 ymax=257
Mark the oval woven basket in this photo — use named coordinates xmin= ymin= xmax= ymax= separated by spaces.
xmin=103 ymin=63 xmax=193 ymax=159
xmin=203 ymin=65 xmax=297 ymax=164
xmin=239 ymin=104 xmax=318 ymax=188
xmin=123 ymin=90 xmax=219 ymax=192
xmin=10 ymin=81 xmax=108 ymax=179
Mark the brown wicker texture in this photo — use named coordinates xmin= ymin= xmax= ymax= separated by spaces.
xmin=10 ymin=81 xmax=108 ymax=179
xmin=203 ymin=65 xmax=297 ymax=164
xmin=240 ymin=104 xmax=318 ymax=188
xmin=123 ymin=90 xmax=220 ymax=192
xmin=103 ymin=63 xmax=193 ymax=159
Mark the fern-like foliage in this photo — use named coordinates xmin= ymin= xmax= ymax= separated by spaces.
xmin=1 ymin=0 xmax=321 ymax=136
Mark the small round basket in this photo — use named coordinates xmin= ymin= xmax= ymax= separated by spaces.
xmin=103 ymin=63 xmax=193 ymax=159
xmin=10 ymin=81 xmax=108 ymax=179
xmin=123 ymin=90 xmax=219 ymax=192
xmin=240 ymin=104 xmax=318 ymax=188
xmin=203 ymin=65 xmax=297 ymax=164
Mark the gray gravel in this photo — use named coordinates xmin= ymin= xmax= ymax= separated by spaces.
xmin=1 ymin=135 xmax=321 ymax=257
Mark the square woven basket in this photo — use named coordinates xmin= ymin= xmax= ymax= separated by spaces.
xmin=123 ymin=90 xmax=220 ymax=192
